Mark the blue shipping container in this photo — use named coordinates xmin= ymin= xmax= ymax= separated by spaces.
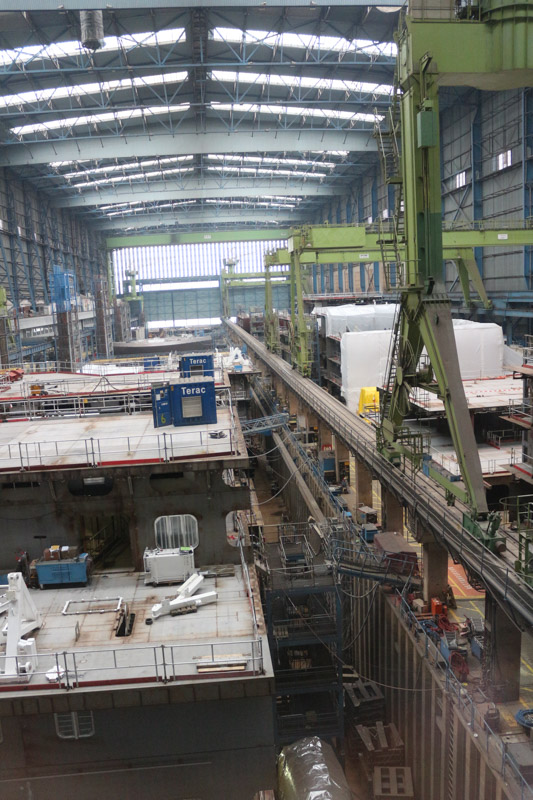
xmin=35 ymin=554 xmax=90 ymax=588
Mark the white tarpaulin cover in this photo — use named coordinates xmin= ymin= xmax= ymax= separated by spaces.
xmin=313 ymin=303 xmax=397 ymax=337
xmin=278 ymin=736 xmax=352 ymax=800
xmin=341 ymin=320 xmax=508 ymax=412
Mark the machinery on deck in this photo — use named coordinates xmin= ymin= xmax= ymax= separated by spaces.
xmin=0 ymin=573 xmax=42 ymax=684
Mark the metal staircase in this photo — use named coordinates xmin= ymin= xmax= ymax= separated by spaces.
xmin=374 ymin=87 xmax=404 ymax=292
xmin=329 ymin=538 xmax=420 ymax=589
xmin=374 ymin=85 xmax=405 ymax=431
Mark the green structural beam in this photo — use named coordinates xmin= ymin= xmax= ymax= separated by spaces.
xmin=403 ymin=7 xmax=533 ymax=91
xmin=108 ymin=222 xmax=533 ymax=253
xmin=106 ymin=228 xmax=291 ymax=249
xmin=265 ymin=225 xmax=533 ymax=266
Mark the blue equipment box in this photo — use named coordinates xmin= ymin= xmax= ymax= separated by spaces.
xmin=170 ymin=377 xmax=217 ymax=426
xmin=180 ymin=352 xmax=214 ymax=378
xmin=35 ymin=554 xmax=90 ymax=588
xmin=152 ymin=377 xmax=217 ymax=427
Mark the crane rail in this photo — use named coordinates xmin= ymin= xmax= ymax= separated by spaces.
xmin=226 ymin=320 xmax=533 ymax=630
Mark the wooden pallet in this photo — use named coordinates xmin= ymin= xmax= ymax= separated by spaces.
xmin=355 ymin=721 xmax=405 ymax=766
xmin=373 ymin=766 xmax=414 ymax=799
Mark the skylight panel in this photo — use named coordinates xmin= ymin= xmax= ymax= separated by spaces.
xmin=68 ymin=166 xmax=193 ymax=189
xmin=60 ymin=156 xmax=193 ymax=179
xmin=206 ymin=154 xmax=336 ymax=169
xmin=0 ymin=28 xmax=186 ymax=68
xmin=12 ymin=104 xmax=190 ymax=136
xmin=211 ymin=28 xmax=396 ymax=58
xmin=100 ymin=201 xmax=144 ymax=211
xmin=204 ymin=199 xmax=296 ymax=208
xmin=206 ymin=165 xmax=326 ymax=179
xmin=211 ymin=70 xmax=393 ymax=97
xmin=106 ymin=200 xmax=194 ymax=216
xmin=311 ymin=150 xmax=349 ymax=157
xmin=211 ymin=102 xmax=381 ymax=123
xmin=0 ymin=72 xmax=188 ymax=109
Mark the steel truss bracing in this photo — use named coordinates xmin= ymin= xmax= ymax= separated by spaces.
xmin=0 ymin=6 xmax=398 ymax=234
xmin=5 ymin=181 xmax=34 ymax=310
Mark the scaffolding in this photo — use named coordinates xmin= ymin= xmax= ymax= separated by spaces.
xmin=51 ymin=266 xmax=82 ymax=372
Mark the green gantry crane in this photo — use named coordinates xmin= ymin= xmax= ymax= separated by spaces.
xmin=378 ymin=0 xmax=533 ymax=548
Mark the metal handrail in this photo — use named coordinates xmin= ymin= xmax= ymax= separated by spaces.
xmin=227 ymin=321 xmax=533 ymax=629
xmin=0 ymin=425 xmax=239 ymax=472
xmin=398 ymin=594 xmax=533 ymax=799
xmin=0 ymin=636 xmax=264 ymax=690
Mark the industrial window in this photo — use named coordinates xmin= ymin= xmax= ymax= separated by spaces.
xmin=189 ymin=364 xmax=204 ymax=376
xmin=497 ymin=149 xmax=512 ymax=170
xmin=455 ymin=171 xmax=466 ymax=189
xmin=55 ymin=711 xmax=95 ymax=740
xmin=182 ymin=395 xmax=202 ymax=418
xmin=155 ymin=514 xmax=199 ymax=550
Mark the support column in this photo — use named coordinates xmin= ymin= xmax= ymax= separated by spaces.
xmin=381 ymin=486 xmax=404 ymax=533
xmin=354 ymin=458 xmax=373 ymax=508
xmin=422 ymin=540 xmax=449 ymax=604
xmin=484 ymin=592 xmax=521 ymax=702
xmin=318 ymin=421 xmax=332 ymax=451
xmin=332 ymin=437 xmax=349 ymax=484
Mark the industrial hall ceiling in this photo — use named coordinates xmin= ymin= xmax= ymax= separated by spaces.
xmin=0 ymin=2 xmax=403 ymax=236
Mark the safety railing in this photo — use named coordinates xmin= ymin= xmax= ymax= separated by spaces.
xmin=0 ymin=637 xmax=264 ymax=690
xmin=227 ymin=321 xmax=533 ymax=629
xmin=487 ymin=429 xmax=521 ymax=449
xmin=523 ymin=337 xmax=533 ymax=367
xmin=0 ymin=426 xmax=238 ymax=472
xmin=398 ymin=595 xmax=533 ymax=800
xmin=427 ymin=444 xmax=518 ymax=477
xmin=506 ymin=401 xmax=533 ymax=425
xmin=239 ymin=539 xmax=259 ymax=639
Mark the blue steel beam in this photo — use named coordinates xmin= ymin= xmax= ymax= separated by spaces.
xmin=0 ymin=130 xmax=378 ymax=168
xmin=49 ymin=181 xmax=345 ymax=208
xmin=0 ymin=81 xmax=392 ymax=120
xmin=3 ymin=1 xmax=402 ymax=8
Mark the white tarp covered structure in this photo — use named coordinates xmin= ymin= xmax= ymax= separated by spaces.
xmin=341 ymin=319 xmax=511 ymax=412
xmin=313 ymin=303 xmax=397 ymax=338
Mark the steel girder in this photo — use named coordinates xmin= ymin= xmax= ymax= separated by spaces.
xmin=0 ymin=130 xmax=377 ymax=169
xmin=50 ymin=181 xmax=341 ymax=208
xmin=97 ymin=211 xmax=306 ymax=232
xmin=1 ymin=0 xmax=403 ymax=8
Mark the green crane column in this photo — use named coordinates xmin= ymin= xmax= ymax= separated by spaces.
xmin=291 ymin=252 xmax=310 ymax=376
xmin=264 ymin=258 xmax=277 ymax=352
xmin=382 ymin=39 xmax=488 ymax=514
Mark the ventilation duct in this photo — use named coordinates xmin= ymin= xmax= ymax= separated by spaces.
xmin=80 ymin=11 xmax=105 ymax=51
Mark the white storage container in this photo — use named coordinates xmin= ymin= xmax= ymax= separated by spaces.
xmin=143 ymin=547 xmax=195 ymax=585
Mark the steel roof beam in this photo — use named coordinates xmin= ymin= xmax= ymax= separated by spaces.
xmin=2 ymin=129 xmax=376 ymax=168
xmin=50 ymin=180 xmax=337 ymax=208
xmin=97 ymin=209 xmax=306 ymax=231
xmin=4 ymin=2 xmax=402 ymax=10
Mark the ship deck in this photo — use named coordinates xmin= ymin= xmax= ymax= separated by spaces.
xmin=0 ymin=564 xmax=271 ymax=695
